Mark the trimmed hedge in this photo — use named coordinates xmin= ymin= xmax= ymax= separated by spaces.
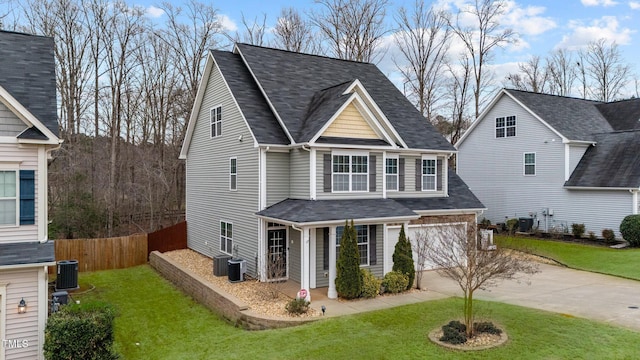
xmin=44 ymin=301 xmax=118 ymax=360
xmin=360 ymin=268 xmax=380 ymax=298
xmin=381 ymin=271 xmax=409 ymax=294
xmin=620 ymin=215 xmax=640 ymax=247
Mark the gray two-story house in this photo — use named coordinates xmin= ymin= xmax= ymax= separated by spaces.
xmin=180 ymin=43 xmax=484 ymax=299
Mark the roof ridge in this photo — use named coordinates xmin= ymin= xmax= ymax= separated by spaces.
xmin=504 ymin=88 xmax=604 ymax=103
xmin=597 ymin=97 xmax=640 ymax=105
xmin=0 ymin=29 xmax=51 ymax=39
xmin=236 ymin=43 xmax=374 ymax=65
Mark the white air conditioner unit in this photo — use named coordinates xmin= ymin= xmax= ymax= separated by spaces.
xmin=479 ymin=229 xmax=497 ymax=251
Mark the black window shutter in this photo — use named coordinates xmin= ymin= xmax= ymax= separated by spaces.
xmin=369 ymin=155 xmax=376 ymax=192
xmin=369 ymin=225 xmax=377 ymax=265
xmin=323 ymin=154 xmax=332 ymax=192
xmin=398 ymin=158 xmax=405 ymax=191
xmin=19 ymin=170 xmax=35 ymax=225
xmin=323 ymin=227 xmax=329 ymax=270
xmin=415 ymin=159 xmax=421 ymax=191
xmin=437 ymin=158 xmax=443 ymax=191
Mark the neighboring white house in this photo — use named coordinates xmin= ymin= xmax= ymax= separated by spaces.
xmin=456 ymin=88 xmax=640 ymax=237
xmin=0 ymin=30 xmax=60 ymax=360
xmin=180 ymin=43 xmax=485 ymax=300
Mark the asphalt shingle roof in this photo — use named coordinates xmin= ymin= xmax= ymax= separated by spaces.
xmin=212 ymin=50 xmax=289 ymax=145
xmin=596 ymin=99 xmax=640 ymax=131
xmin=505 ymin=89 xmax=612 ymax=141
xmin=565 ymin=130 xmax=640 ymax=188
xmin=0 ymin=241 xmax=55 ymax=266
xmin=235 ymin=43 xmax=455 ymax=151
xmin=393 ymin=172 xmax=485 ymax=212
xmin=0 ymin=30 xmax=58 ymax=139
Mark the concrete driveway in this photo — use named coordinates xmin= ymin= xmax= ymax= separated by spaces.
xmin=421 ymin=263 xmax=640 ymax=331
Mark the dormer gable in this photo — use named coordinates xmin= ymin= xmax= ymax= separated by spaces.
xmin=0 ymin=84 xmax=59 ymax=144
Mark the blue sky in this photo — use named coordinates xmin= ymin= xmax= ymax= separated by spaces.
xmin=137 ymin=0 xmax=640 ymax=94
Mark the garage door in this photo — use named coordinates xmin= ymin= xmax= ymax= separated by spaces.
xmin=385 ymin=223 xmax=466 ymax=274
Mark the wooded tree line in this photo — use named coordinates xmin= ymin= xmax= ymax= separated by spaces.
xmin=0 ymin=0 xmax=635 ymax=237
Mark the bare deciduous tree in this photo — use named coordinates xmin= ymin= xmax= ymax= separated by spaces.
xmin=236 ymin=12 xmax=267 ymax=46
xmin=504 ymin=55 xmax=549 ymax=93
xmin=449 ymin=0 xmax=515 ymax=118
xmin=583 ymin=38 xmax=631 ymax=102
xmin=421 ymin=217 xmax=538 ymax=337
xmin=546 ymin=48 xmax=575 ymax=97
xmin=273 ymin=7 xmax=316 ymax=53
xmin=394 ymin=1 xmax=450 ymax=123
xmin=310 ymin=0 xmax=389 ymax=62
xmin=443 ymin=53 xmax=473 ymax=146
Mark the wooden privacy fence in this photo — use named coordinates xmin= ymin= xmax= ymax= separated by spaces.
xmin=49 ymin=221 xmax=188 ymax=274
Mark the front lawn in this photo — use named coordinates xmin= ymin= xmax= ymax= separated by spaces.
xmin=496 ymin=235 xmax=640 ymax=280
xmin=74 ymin=265 xmax=640 ymax=359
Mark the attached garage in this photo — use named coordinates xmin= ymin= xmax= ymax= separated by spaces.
xmin=385 ymin=222 xmax=467 ymax=274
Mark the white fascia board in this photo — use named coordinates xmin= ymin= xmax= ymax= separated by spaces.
xmin=255 ymin=214 xmax=420 ymax=228
xmin=343 ymin=79 xmax=408 ymax=148
xmin=307 ymin=143 xmax=396 ymax=151
xmin=564 ymin=186 xmax=637 ymax=191
xmin=234 ymin=45 xmax=295 ymax=145
xmin=179 ymin=52 xmax=215 ymax=159
xmin=0 ymin=85 xmax=60 ymax=144
xmin=0 ymin=261 xmax=56 ymax=270
xmin=563 ymin=139 xmax=597 ymax=145
xmin=412 ymin=208 xmax=487 ymax=216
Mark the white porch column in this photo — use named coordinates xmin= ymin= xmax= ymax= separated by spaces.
xmin=633 ymin=190 xmax=639 ymax=215
xmin=300 ymin=227 xmax=311 ymax=301
xmin=310 ymin=229 xmax=317 ymax=288
xmin=328 ymin=226 xmax=338 ymax=299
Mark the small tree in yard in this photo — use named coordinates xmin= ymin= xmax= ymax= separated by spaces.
xmin=336 ymin=220 xmax=362 ymax=299
xmin=412 ymin=226 xmax=431 ymax=290
xmin=393 ymin=224 xmax=415 ymax=290
xmin=424 ymin=217 xmax=538 ymax=338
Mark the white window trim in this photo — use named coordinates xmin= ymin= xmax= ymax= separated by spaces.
xmin=0 ymin=165 xmax=19 ymax=228
xmin=495 ymin=115 xmax=517 ymax=138
xmin=331 ymin=150 xmax=369 ymax=193
xmin=421 ymin=155 xmax=437 ymax=192
xmin=220 ymin=220 xmax=233 ymax=255
xmin=385 ymin=154 xmax=399 ymax=192
xmin=229 ymin=157 xmax=237 ymax=191
xmin=210 ymin=105 xmax=222 ymax=138
xmin=336 ymin=225 xmax=370 ymax=267
xmin=524 ymin=152 xmax=536 ymax=176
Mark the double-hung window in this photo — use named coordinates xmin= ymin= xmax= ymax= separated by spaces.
xmin=229 ymin=158 xmax=237 ymax=191
xmin=332 ymin=152 xmax=368 ymax=192
xmin=220 ymin=221 xmax=233 ymax=254
xmin=421 ymin=156 xmax=436 ymax=191
xmin=336 ymin=225 xmax=369 ymax=266
xmin=0 ymin=170 xmax=17 ymax=226
xmin=524 ymin=152 xmax=536 ymax=176
xmin=385 ymin=157 xmax=398 ymax=191
xmin=496 ymin=115 xmax=516 ymax=138
xmin=210 ymin=106 xmax=222 ymax=138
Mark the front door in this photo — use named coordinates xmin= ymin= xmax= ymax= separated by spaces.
xmin=267 ymin=229 xmax=287 ymax=279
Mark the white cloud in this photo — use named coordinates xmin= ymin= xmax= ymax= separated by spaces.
xmin=557 ymin=16 xmax=634 ymax=49
xmin=581 ymin=0 xmax=619 ymax=6
xmin=630 ymin=1 xmax=640 ymax=9
xmin=501 ymin=1 xmax=557 ymax=36
xmin=216 ymin=14 xmax=238 ymax=32
xmin=146 ymin=6 xmax=164 ymax=18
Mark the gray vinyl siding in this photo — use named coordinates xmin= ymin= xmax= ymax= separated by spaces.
xmin=569 ymin=144 xmax=589 ymax=177
xmin=288 ymin=227 xmax=301 ymax=282
xmin=185 ymin=61 xmax=260 ymax=276
xmin=364 ymin=224 xmax=383 ymax=278
xmin=315 ymin=150 xmax=383 ymax=199
xmin=315 ymin=228 xmax=328 ymax=287
xmin=388 ymin=154 xmax=447 ymax=198
xmin=457 ymin=94 xmax=632 ymax=236
xmin=266 ymin=152 xmax=290 ymax=206
xmin=289 ymin=148 xmax=309 ymax=199
xmin=0 ymin=102 xmax=26 ymax=136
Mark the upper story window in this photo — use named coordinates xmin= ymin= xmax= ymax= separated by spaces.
xmin=385 ymin=157 xmax=398 ymax=191
xmin=210 ymin=106 xmax=222 ymax=138
xmin=336 ymin=225 xmax=369 ymax=266
xmin=0 ymin=170 xmax=17 ymax=226
xmin=229 ymin=157 xmax=237 ymax=191
xmin=332 ymin=152 xmax=368 ymax=192
xmin=220 ymin=221 xmax=233 ymax=254
xmin=496 ymin=115 xmax=516 ymax=138
xmin=524 ymin=152 xmax=536 ymax=176
xmin=421 ymin=156 xmax=436 ymax=191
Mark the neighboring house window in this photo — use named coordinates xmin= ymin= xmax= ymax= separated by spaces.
xmin=524 ymin=152 xmax=536 ymax=175
xmin=229 ymin=158 xmax=237 ymax=191
xmin=422 ymin=156 xmax=436 ymax=191
xmin=332 ymin=153 xmax=368 ymax=192
xmin=385 ymin=157 xmax=398 ymax=191
xmin=0 ymin=170 xmax=17 ymax=226
xmin=496 ymin=115 xmax=516 ymax=138
xmin=210 ymin=106 xmax=222 ymax=138
xmin=220 ymin=221 xmax=233 ymax=254
xmin=336 ymin=225 xmax=369 ymax=266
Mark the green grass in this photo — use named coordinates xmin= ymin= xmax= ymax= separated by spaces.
xmin=495 ymin=235 xmax=640 ymax=280
xmin=75 ymin=265 xmax=640 ymax=359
